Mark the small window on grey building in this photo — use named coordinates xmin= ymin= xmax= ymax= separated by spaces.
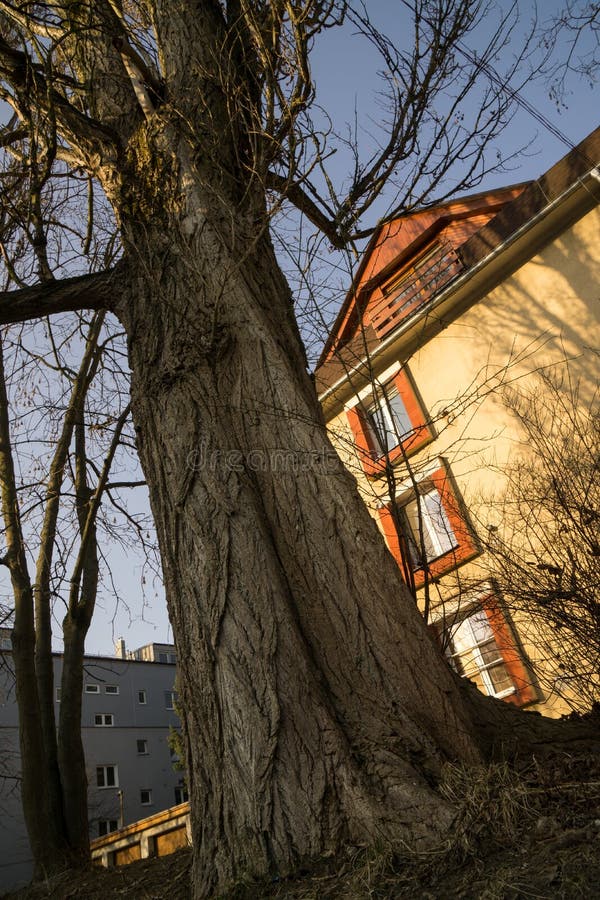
xmin=137 ymin=690 xmax=147 ymax=704
xmin=98 ymin=819 xmax=118 ymax=837
xmin=159 ymin=652 xmax=168 ymax=663
xmin=140 ymin=789 xmax=152 ymax=805
xmin=164 ymin=690 xmax=178 ymax=709
xmin=137 ymin=739 xmax=148 ymax=755
xmin=56 ymin=688 xmax=61 ymax=702
xmin=85 ymin=684 xmax=100 ymax=693
xmin=168 ymin=653 xmax=177 ymax=664
xmin=96 ymin=765 xmax=118 ymax=788
xmin=94 ymin=714 xmax=114 ymax=726
xmin=174 ymin=786 xmax=189 ymax=805
xmin=105 ymin=684 xmax=119 ymax=695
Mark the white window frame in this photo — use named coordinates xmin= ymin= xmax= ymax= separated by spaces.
xmin=365 ymin=387 xmax=414 ymax=454
xmin=140 ymin=789 xmax=153 ymax=805
xmin=136 ymin=739 xmax=149 ymax=755
xmin=416 ymin=487 xmax=455 ymax=557
xmin=344 ymin=362 xmax=401 ymax=410
xmin=137 ymin=690 xmax=147 ymax=704
xmin=174 ymin=786 xmax=188 ymax=805
xmin=85 ymin=684 xmax=100 ymax=694
xmin=164 ymin=690 xmax=178 ymax=710
xmin=431 ymin=586 xmax=516 ymax=700
xmin=98 ymin=819 xmax=119 ymax=837
xmin=398 ymin=483 xmax=457 ymax=569
xmin=445 ymin=611 xmax=515 ymax=700
xmin=104 ymin=684 xmax=119 ymax=695
xmin=96 ymin=765 xmax=119 ymax=788
xmin=94 ymin=713 xmax=114 ymax=727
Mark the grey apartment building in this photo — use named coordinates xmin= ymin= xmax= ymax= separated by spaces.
xmin=0 ymin=635 xmax=185 ymax=891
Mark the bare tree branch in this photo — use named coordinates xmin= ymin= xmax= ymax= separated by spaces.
xmin=0 ymin=264 xmax=123 ymax=324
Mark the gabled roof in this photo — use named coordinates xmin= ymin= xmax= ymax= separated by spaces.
xmin=318 ymin=184 xmax=528 ymax=367
xmin=315 ymin=124 xmax=600 ymax=398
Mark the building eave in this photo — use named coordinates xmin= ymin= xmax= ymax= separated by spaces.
xmin=318 ymin=161 xmax=600 ymax=415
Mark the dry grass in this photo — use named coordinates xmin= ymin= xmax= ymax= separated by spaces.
xmin=7 ymin=754 xmax=600 ymax=899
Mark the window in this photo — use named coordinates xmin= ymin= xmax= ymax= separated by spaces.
xmin=56 ymin=689 xmax=61 ymax=702
xmin=398 ymin=486 xmax=458 ymax=568
xmin=164 ymin=690 xmax=178 ymax=710
xmin=159 ymin=652 xmax=168 ymax=663
xmin=365 ymin=389 xmax=413 ymax=454
xmin=137 ymin=690 xmax=147 ymax=704
xmin=443 ymin=609 xmax=515 ymax=698
xmin=378 ymin=463 xmax=478 ymax=584
xmin=94 ymin=714 xmax=114 ymax=727
xmin=346 ymin=367 xmax=432 ymax=477
xmin=104 ymin=684 xmax=119 ymax=695
xmin=174 ymin=786 xmax=189 ymax=805
xmin=137 ymin=739 xmax=148 ymax=755
xmin=434 ymin=589 xmax=537 ymax=706
xmin=85 ymin=684 xmax=100 ymax=694
xmin=140 ymin=789 xmax=152 ymax=805
xmin=98 ymin=819 xmax=118 ymax=837
xmin=96 ymin=765 xmax=118 ymax=788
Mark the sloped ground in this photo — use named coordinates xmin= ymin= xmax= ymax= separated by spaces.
xmin=6 ymin=751 xmax=600 ymax=899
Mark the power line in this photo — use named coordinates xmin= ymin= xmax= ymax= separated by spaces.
xmin=457 ymin=41 xmax=581 ymax=154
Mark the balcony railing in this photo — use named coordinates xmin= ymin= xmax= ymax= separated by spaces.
xmin=370 ymin=243 xmax=463 ymax=340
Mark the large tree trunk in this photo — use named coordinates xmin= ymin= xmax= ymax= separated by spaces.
xmin=112 ymin=141 xmax=481 ymax=893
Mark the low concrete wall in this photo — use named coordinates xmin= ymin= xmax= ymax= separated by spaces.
xmin=90 ymin=801 xmax=191 ymax=868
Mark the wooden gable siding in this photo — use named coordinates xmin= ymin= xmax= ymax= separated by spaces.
xmin=368 ymin=242 xmax=463 ymax=340
xmin=363 ymin=211 xmax=512 ymax=340
xmin=443 ymin=212 xmax=503 ymax=248
xmin=325 ymin=186 xmax=526 ymax=361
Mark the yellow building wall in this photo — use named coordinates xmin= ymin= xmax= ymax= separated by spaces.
xmin=410 ymin=206 xmax=600 ymax=495
xmin=324 ymin=206 xmax=600 ymax=718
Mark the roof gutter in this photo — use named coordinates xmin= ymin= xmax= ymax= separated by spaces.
xmin=318 ymin=164 xmax=600 ymax=408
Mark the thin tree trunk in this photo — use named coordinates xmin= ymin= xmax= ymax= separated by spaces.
xmin=0 ymin=339 xmax=66 ymax=876
xmin=116 ymin=197 xmax=480 ymax=894
xmin=56 ymin=414 xmax=99 ymax=859
xmin=58 ymin=614 xmax=91 ymax=860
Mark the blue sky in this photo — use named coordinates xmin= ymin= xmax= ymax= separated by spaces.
xmin=79 ymin=2 xmax=599 ymax=655
xmin=310 ymin=0 xmax=598 ymax=189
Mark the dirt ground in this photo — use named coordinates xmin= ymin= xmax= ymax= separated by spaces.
xmin=5 ymin=751 xmax=600 ymax=899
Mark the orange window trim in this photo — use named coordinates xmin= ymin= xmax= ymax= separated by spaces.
xmin=481 ymin=596 xmax=537 ymax=706
xmin=377 ymin=503 xmax=404 ymax=562
xmin=346 ymin=369 xmax=433 ymax=478
xmin=377 ymin=465 xmax=478 ymax=585
xmin=434 ymin=593 xmax=537 ymax=708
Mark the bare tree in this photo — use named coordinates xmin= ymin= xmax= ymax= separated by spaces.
xmin=0 ymin=1 xmax=595 ymax=895
xmin=479 ymin=365 xmax=600 ymax=712
xmin=0 ymin=310 xmax=149 ymax=871
xmin=539 ymin=0 xmax=600 ymax=107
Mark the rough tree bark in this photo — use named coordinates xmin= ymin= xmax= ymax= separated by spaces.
xmin=115 ymin=189 xmax=481 ymax=892
xmin=0 ymin=1 xmax=596 ymax=896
